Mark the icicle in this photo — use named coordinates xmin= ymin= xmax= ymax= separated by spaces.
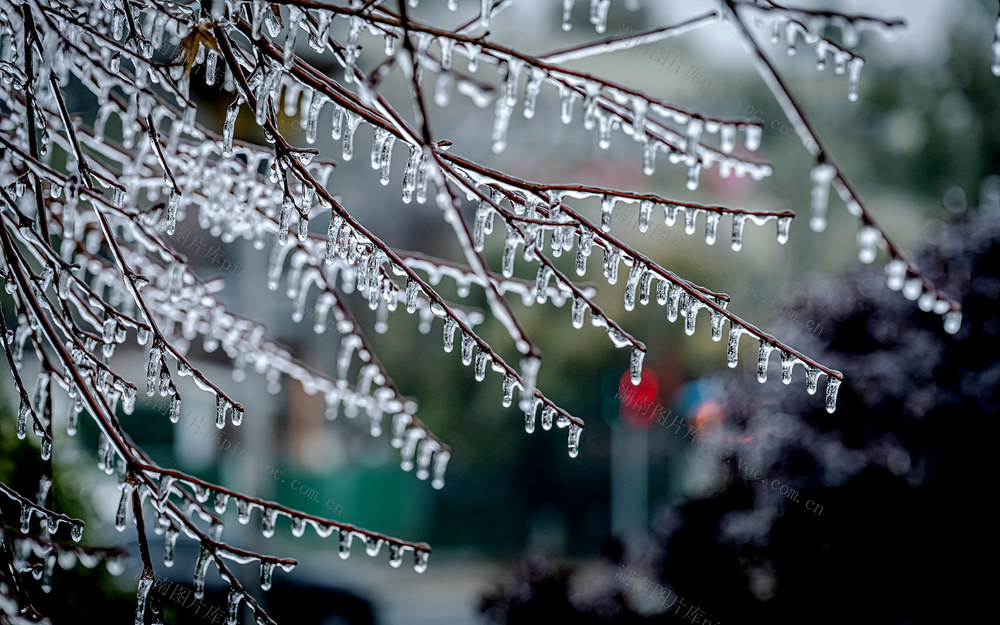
xmin=501 ymin=228 xmax=520 ymax=277
xmin=474 ymin=351 xmax=490 ymax=381
xmin=571 ymin=296 xmax=586 ymax=328
xmin=225 ymin=589 xmax=244 ymax=625
xmin=222 ymin=99 xmax=240 ymax=157
xmin=885 ymin=259 xmax=907 ymax=291
xmin=16 ymin=396 xmax=28 ymax=440
xmin=472 ymin=199 xmax=491 ymax=251
xmin=727 ymin=325 xmax=743 ymax=368
xmin=684 ymin=297 xmax=700 ymax=335
xmin=703 ymin=211 xmax=721 ymax=244
xmin=846 ymin=57 xmax=863 ymax=101
xmin=564 ymin=421 xmax=581 ymax=457
xmin=603 ymin=248 xmax=620 ymax=284
xmin=20 ymin=504 xmax=31 ymax=533
xmin=305 ymin=93 xmax=324 ymax=144
xmin=857 ymin=225 xmax=879 ymax=263
xmin=409 ymin=549 xmax=429 ymax=574
xmin=756 ymin=341 xmax=774 ymax=382
xmin=825 ymin=376 xmax=841 ymax=413
xmin=493 ymin=372 xmax=514 ymax=409
xmin=805 ymin=366 xmax=821 ymax=394
xmin=136 ymin=575 xmax=153 ymax=625
xmin=535 ymin=405 xmax=552 ymax=431
xmin=146 ymin=342 xmax=162 ymax=397
xmin=623 ymin=263 xmax=642 ymax=311
xmin=776 ymin=215 xmax=791 ymax=244
xmin=597 ymin=112 xmax=613 ymax=149
xmin=600 ymin=195 xmax=616 ymax=232
xmin=442 ymin=317 xmax=457 ymax=352
xmin=638 ymin=271 xmax=653 ymax=306
xmin=278 ymin=195 xmax=294 ymax=246
xmin=163 ymin=528 xmax=178 ymax=567
xmin=401 ymin=146 xmax=420 ymax=203
xmin=431 ymin=450 xmax=449 ymax=489
xmin=664 ymin=203 xmax=678 ymax=226
xmin=405 ymin=278 xmax=420 ymax=313
xmin=534 ymin=265 xmax=554 ymax=303
xmin=710 ymin=309 xmax=725 ymax=342
xmin=389 ymin=543 xmax=404 ymax=568
xmin=562 ymin=0 xmax=575 ymax=31
xmin=460 ymin=332 xmax=475 ymax=366
xmin=261 ymin=508 xmax=278 ymax=538
xmin=780 ymin=350 xmax=797 ymax=384
xmin=576 ymin=229 xmax=593 ymax=276
xmin=259 ymin=560 xmax=274 ymax=590
xmin=629 ymin=347 xmax=644 ymax=385
xmin=731 ymin=214 xmax=747 ymax=251
xmin=559 ymin=86 xmax=576 ymax=124
xmin=943 ymin=310 xmax=962 ymax=335
xmin=214 ymin=492 xmax=230 ymax=514
xmin=193 ymin=546 xmax=212 ymax=598
xmin=215 ymin=395 xmax=229 ymax=429
xmin=115 ymin=484 xmax=133 ymax=531
xmin=744 ymin=124 xmax=762 ymax=151
xmin=809 ymin=163 xmax=835 ymax=232
xmin=666 ymin=285 xmax=681 ymax=322
xmin=338 ymin=528 xmax=353 ymax=559
xmin=342 ymin=112 xmax=362 ymax=160
xmin=636 ymin=200 xmax=652 ymax=233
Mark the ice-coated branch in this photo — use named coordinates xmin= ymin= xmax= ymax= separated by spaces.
xmin=539 ymin=10 xmax=721 ymax=65
xmin=723 ymin=0 xmax=961 ymax=333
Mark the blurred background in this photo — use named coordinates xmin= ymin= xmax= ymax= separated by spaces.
xmin=3 ymin=0 xmax=999 ymax=623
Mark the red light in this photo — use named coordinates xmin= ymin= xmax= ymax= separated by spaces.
xmin=618 ymin=368 xmax=659 ymax=430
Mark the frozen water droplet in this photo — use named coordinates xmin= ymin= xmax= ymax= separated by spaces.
xmin=757 ymin=341 xmax=774 ymax=382
xmin=731 ymin=214 xmax=747 ymax=251
xmin=857 ymin=225 xmax=879 ymax=263
xmin=214 ymin=492 xmax=230 ymax=514
xmin=431 ymin=450 xmax=449 ymax=489
xmin=414 ymin=550 xmax=430 ymax=573
xmin=629 ymin=347 xmax=644 ymax=385
xmin=194 ymin=546 xmax=212 ymax=598
xmin=809 ymin=163 xmax=835 ymax=232
xmin=776 ymin=215 xmax=792 ymax=244
xmin=571 ymin=296 xmax=587 ymax=328
xmin=744 ymin=124 xmax=762 ymax=151
xmin=805 ymin=366 xmax=821 ymax=394
xmin=115 ymin=484 xmax=133 ymax=531
xmin=262 ymin=508 xmax=278 ymax=538
xmin=215 ymin=395 xmax=229 ymax=429
xmin=780 ymin=350 xmax=797 ymax=384
xmin=567 ymin=423 xmax=582 ymax=457
xmin=502 ymin=373 xmax=516 ymax=408
xmin=943 ymin=310 xmax=962 ymax=334
xmin=365 ymin=536 xmax=383 ymax=556
xmin=163 ymin=528 xmax=178 ymax=567
xmin=259 ymin=560 xmax=275 ymax=590
xmin=389 ymin=543 xmax=404 ymax=568
xmin=885 ymin=259 xmax=907 ymax=291
xmin=562 ymin=0 xmax=574 ymax=31
xmin=339 ymin=528 xmax=353 ymax=559
xmin=603 ymin=248 xmax=620 ymax=284
xmin=847 ymin=57 xmax=864 ymax=101
xmin=705 ymin=212 xmax=720 ymax=245
xmin=442 ymin=317 xmax=457 ymax=353
xmin=825 ymin=376 xmax=842 ymax=413
xmin=16 ymin=396 xmax=28 ymax=440
xmin=226 ymin=589 xmax=244 ymax=625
